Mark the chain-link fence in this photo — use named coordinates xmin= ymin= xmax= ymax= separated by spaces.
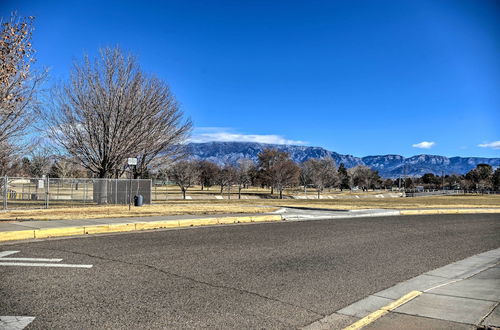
xmin=1 ymin=176 xmax=152 ymax=210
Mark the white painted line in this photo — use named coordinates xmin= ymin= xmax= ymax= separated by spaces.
xmin=215 ymin=196 xmax=223 ymax=200
xmin=0 ymin=316 xmax=35 ymax=329
xmin=185 ymin=196 xmax=192 ymax=200
xmin=0 ymin=262 xmax=93 ymax=268
xmin=0 ymin=258 xmax=63 ymax=262
xmin=0 ymin=251 xmax=20 ymax=258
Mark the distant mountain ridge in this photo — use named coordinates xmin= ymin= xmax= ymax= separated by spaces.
xmin=186 ymin=142 xmax=500 ymax=178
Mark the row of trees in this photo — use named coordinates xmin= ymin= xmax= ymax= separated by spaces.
xmin=402 ymin=164 xmax=500 ymax=192
xmin=166 ymin=151 xmax=500 ymax=199
xmin=165 ymin=148 xmax=384 ymax=199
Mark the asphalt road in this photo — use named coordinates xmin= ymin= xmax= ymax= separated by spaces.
xmin=1 ymin=214 xmax=499 ymax=329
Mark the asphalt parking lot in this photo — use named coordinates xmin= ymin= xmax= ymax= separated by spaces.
xmin=1 ymin=213 xmax=499 ymax=329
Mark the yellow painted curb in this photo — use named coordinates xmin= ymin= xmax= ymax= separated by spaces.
xmin=343 ymin=309 xmax=388 ymax=330
xmin=400 ymin=208 xmax=500 ymax=216
xmin=0 ymin=230 xmax=36 ymax=242
xmin=36 ymin=227 xmax=85 ymax=239
xmin=83 ymin=223 xmax=135 ymax=234
xmin=343 ymin=291 xmax=422 ymax=330
xmin=108 ymin=223 xmax=136 ymax=232
xmin=84 ymin=225 xmax=116 ymax=235
xmin=178 ymin=218 xmax=219 ymax=227
xmin=252 ymin=215 xmax=283 ymax=222
xmin=135 ymin=220 xmax=179 ymax=230
xmin=217 ymin=216 xmax=247 ymax=224
xmin=0 ymin=214 xmax=283 ymax=242
xmin=380 ymin=290 xmax=422 ymax=311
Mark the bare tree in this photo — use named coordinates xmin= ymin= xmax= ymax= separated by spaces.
xmin=26 ymin=145 xmax=52 ymax=177
xmin=49 ymin=157 xmax=87 ymax=178
xmin=257 ymin=148 xmax=300 ymax=198
xmin=0 ymin=14 xmax=45 ymax=168
xmin=46 ymin=47 xmax=192 ymax=179
xmin=299 ymin=161 xmax=312 ymax=193
xmin=217 ymin=164 xmax=238 ymax=199
xmin=274 ymin=158 xmax=300 ymax=199
xmin=167 ymin=160 xmax=199 ymax=199
xmin=0 ymin=142 xmax=18 ymax=176
xmin=236 ymin=158 xmax=254 ymax=199
xmin=257 ymin=148 xmax=286 ymax=195
xmin=349 ymin=165 xmax=380 ymax=191
xmin=304 ymin=157 xmax=337 ymax=198
xmin=197 ymin=160 xmax=219 ymax=191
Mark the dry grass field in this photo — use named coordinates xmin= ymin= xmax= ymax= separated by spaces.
xmin=0 ymin=194 xmax=498 ymax=221
xmin=0 ymin=203 xmax=279 ymax=221
xmin=271 ymin=194 xmax=500 ymax=210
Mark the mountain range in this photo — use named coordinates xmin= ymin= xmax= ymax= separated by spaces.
xmin=186 ymin=142 xmax=500 ymax=178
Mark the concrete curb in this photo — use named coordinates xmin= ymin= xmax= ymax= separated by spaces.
xmin=0 ymin=214 xmax=283 ymax=243
xmin=283 ymin=211 xmax=401 ymax=221
xmin=282 ymin=207 xmax=500 ymax=221
xmin=400 ymin=208 xmax=500 ymax=215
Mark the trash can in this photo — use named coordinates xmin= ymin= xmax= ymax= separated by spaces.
xmin=134 ymin=195 xmax=144 ymax=207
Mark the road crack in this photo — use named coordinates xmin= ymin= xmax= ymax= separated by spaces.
xmin=38 ymin=247 xmax=325 ymax=319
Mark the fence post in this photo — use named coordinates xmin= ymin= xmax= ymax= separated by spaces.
xmin=150 ymin=179 xmax=153 ymax=205
xmin=3 ymin=176 xmax=7 ymax=210
xmin=45 ymin=175 xmax=50 ymax=209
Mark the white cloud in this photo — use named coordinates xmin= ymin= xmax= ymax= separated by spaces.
xmin=412 ymin=141 xmax=436 ymax=149
xmin=478 ymin=141 xmax=500 ymax=150
xmin=190 ymin=127 xmax=307 ymax=145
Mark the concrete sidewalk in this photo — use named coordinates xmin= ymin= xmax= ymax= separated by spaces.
xmin=0 ymin=212 xmax=283 ymax=242
xmin=305 ymin=248 xmax=500 ymax=330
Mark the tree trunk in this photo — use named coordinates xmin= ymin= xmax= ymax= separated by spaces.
xmin=228 ymin=186 xmax=231 ymax=200
xmin=317 ymin=190 xmax=320 ymax=199
xmin=279 ymin=189 xmax=283 ymax=199
xmin=271 ymin=186 xmax=274 ymax=195
xmin=220 ymin=185 xmax=224 ymax=194
xmin=182 ymin=189 xmax=186 ymax=200
xmin=238 ymin=186 xmax=241 ymax=199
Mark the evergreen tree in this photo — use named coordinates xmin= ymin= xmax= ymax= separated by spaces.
xmin=337 ymin=163 xmax=350 ymax=190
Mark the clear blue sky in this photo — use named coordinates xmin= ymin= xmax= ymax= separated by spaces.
xmin=2 ymin=0 xmax=499 ymax=157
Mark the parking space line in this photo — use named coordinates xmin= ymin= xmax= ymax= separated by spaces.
xmin=0 ymin=258 xmax=63 ymax=262
xmin=0 ymin=262 xmax=93 ymax=268
xmin=0 ymin=251 xmax=93 ymax=268
xmin=0 ymin=251 xmax=20 ymax=258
